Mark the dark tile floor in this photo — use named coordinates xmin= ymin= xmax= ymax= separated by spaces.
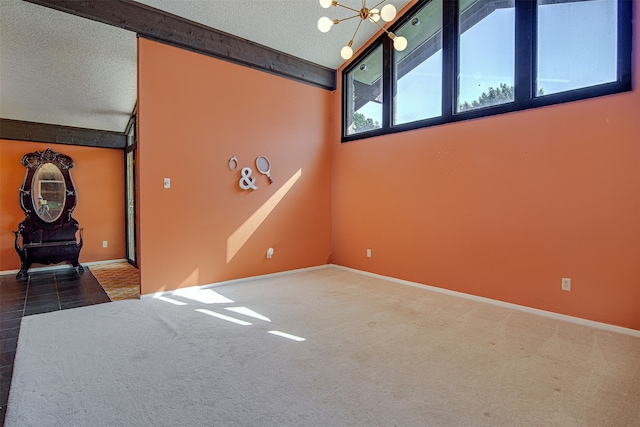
xmin=0 ymin=267 xmax=110 ymax=425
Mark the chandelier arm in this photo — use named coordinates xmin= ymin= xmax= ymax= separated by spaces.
xmin=369 ymin=16 xmax=393 ymax=37
xmin=349 ymin=18 xmax=365 ymax=45
xmin=335 ymin=14 xmax=361 ymax=24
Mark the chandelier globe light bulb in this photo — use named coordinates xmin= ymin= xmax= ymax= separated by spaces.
xmin=341 ymin=45 xmax=354 ymax=60
xmin=380 ymin=4 xmax=397 ymax=22
xmin=317 ymin=16 xmax=333 ymax=33
xmin=369 ymin=8 xmax=381 ymax=22
xmin=393 ymin=35 xmax=408 ymax=51
xmin=318 ymin=1 xmax=407 ymax=61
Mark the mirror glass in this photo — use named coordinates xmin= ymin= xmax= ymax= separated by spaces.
xmin=32 ymin=163 xmax=66 ymax=222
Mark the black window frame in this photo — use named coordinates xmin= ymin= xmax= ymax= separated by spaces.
xmin=342 ymin=0 xmax=633 ymax=143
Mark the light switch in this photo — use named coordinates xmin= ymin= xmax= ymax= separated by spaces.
xmin=163 ymin=178 xmax=170 ymax=189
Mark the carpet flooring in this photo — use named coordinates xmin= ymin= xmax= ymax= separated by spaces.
xmin=89 ymin=262 xmax=139 ymax=301
xmin=7 ymin=267 xmax=640 ymax=426
xmin=0 ymin=267 xmax=111 ymax=425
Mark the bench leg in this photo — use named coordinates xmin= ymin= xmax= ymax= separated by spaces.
xmin=16 ymin=261 xmax=30 ymax=280
xmin=71 ymin=257 xmax=84 ymax=274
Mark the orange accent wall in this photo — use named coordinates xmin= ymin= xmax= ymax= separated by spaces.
xmin=331 ymin=3 xmax=640 ymax=330
xmin=0 ymin=140 xmax=126 ymax=271
xmin=137 ymin=38 xmax=332 ymax=294
xmin=3 ymin=2 xmax=634 ymax=331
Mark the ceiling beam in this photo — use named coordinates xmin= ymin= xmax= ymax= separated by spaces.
xmin=0 ymin=119 xmax=126 ymax=149
xmin=24 ymin=0 xmax=337 ymax=90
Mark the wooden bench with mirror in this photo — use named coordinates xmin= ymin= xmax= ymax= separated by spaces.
xmin=14 ymin=148 xmax=84 ymax=278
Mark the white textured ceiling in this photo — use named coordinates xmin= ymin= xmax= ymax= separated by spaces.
xmin=133 ymin=0 xmax=412 ymax=70
xmin=0 ymin=0 xmax=138 ymax=133
xmin=0 ymin=0 xmax=411 ymax=133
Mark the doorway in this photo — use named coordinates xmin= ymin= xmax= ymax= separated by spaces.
xmin=125 ymin=112 xmax=137 ymax=266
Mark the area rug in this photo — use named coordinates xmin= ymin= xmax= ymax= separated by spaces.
xmin=7 ymin=267 xmax=640 ymax=426
xmin=89 ymin=262 xmax=139 ymax=301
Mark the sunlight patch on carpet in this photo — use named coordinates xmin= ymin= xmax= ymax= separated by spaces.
xmin=225 ymin=307 xmax=271 ymax=322
xmin=196 ymin=309 xmax=252 ymax=325
xmin=268 ymin=330 xmax=306 ymax=341
xmin=173 ymin=288 xmax=234 ymax=304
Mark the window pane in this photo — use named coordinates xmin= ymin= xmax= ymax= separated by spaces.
xmin=394 ymin=0 xmax=443 ymax=125
xmin=536 ymin=0 xmax=617 ymax=96
xmin=345 ymin=45 xmax=383 ymax=135
xmin=458 ymin=0 xmax=515 ymax=112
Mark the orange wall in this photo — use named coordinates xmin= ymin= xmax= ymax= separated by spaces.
xmin=137 ymin=38 xmax=332 ymax=294
xmin=0 ymin=140 xmax=126 ymax=271
xmin=331 ymin=3 xmax=640 ymax=330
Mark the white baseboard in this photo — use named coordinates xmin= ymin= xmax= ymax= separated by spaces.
xmin=133 ymin=262 xmax=640 ymax=337
xmin=141 ymin=264 xmax=332 ymax=299
xmin=0 ymin=259 xmax=128 ymax=276
xmin=331 ymin=264 xmax=640 ymax=338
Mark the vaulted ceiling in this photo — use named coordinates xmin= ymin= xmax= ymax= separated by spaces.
xmin=0 ymin=0 xmax=411 ymax=145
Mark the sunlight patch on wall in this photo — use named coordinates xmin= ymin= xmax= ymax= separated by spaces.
xmin=227 ymin=169 xmax=302 ymax=263
xmin=178 ymin=269 xmax=200 ymax=288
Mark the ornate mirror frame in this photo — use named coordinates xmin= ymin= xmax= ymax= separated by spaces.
xmin=14 ymin=148 xmax=83 ymax=278
xmin=19 ymin=148 xmax=77 ymax=223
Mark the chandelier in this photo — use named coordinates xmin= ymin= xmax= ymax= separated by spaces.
xmin=317 ymin=0 xmax=408 ymax=60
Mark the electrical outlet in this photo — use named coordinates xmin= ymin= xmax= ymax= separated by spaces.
xmin=561 ymin=277 xmax=571 ymax=291
xmin=102 ymin=240 xmax=108 ymax=248
xmin=163 ymin=178 xmax=171 ymax=189
xmin=366 ymin=249 xmax=371 ymax=258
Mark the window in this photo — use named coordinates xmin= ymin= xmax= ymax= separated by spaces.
xmin=458 ymin=0 xmax=515 ymax=112
xmin=345 ymin=45 xmax=384 ymax=136
xmin=342 ymin=0 xmax=631 ymax=141
xmin=536 ymin=0 xmax=618 ymax=96
xmin=394 ymin=0 xmax=443 ymax=125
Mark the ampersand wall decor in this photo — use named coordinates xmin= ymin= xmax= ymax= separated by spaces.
xmin=238 ymin=167 xmax=258 ymax=191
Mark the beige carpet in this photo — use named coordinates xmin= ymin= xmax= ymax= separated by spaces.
xmin=89 ymin=261 xmax=140 ymax=301
xmin=7 ymin=267 xmax=640 ymax=426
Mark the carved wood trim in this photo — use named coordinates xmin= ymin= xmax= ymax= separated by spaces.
xmin=0 ymin=119 xmax=126 ymax=149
